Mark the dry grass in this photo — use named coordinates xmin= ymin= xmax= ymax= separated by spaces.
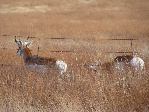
xmin=0 ymin=0 xmax=149 ymax=111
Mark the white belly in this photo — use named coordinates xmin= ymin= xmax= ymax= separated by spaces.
xmin=114 ymin=62 xmax=126 ymax=72
xmin=26 ymin=64 xmax=48 ymax=73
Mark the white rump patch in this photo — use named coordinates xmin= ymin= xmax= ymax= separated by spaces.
xmin=56 ymin=60 xmax=67 ymax=74
xmin=130 ymin=57 xmax=144 ymax=72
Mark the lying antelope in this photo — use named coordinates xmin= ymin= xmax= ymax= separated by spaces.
xmin=85 ymin=55 xmax=144 ymax=74
xmin=114 ymin=55 xmax=144 ymax=73
xmin=114 ymin=55 xmax=133 ymax=72
xmin=15 ymin=36 xmax=67 ymax=74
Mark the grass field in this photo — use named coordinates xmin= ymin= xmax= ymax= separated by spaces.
xmin=0 ymin=0 xmax=149 ymax=111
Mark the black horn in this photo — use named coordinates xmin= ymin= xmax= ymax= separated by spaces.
xmin=27 ymin=36 xmax=29 ymax=41
xmin=15 ymin=36 xmax=18 ymax=43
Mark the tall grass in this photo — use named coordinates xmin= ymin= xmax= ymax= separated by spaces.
xmin=0 ymin=0 xmax=149 ymax=111
xmin=0 ymin=39 xmax=149 ymax=111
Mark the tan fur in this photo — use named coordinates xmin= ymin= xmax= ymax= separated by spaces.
xmin=15 ymin=37 xmax=67 ymax=74
xmin=22 ymin=47 xmax=57 ymax=67
xmin=98 ymin=62 xmax=114 ymax=74
xmin=99 ymin=55 xmax=133 ymax=74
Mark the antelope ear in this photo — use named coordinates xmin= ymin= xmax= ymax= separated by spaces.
xmin=17 ymin=49 xmax=22 ymax=57
xmin=25 ymin=40 xmax=33 ymax=47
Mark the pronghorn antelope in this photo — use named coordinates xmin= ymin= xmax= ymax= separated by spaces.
xmin=85 ymin=55 xmax=144 ymax=74
xmin=114 ymin=55 xmax=133 ymax=72
xmin=15 ymin=36 xmax=67 ymax=74
xmin=114 ymin=55 xmax=144 ymax=73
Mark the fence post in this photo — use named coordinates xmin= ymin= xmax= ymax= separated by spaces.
xmin=131 ymin=39 xmax=133 ymax=55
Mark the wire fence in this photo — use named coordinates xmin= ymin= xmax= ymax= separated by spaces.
xmin=1 ymin=34 xmax=149 ymax=54
xmin=0 ymin=35 xmax=149 ymax=68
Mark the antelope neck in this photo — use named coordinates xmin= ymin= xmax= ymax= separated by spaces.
xmin=22 ymin=48 xmax=32 ymax=64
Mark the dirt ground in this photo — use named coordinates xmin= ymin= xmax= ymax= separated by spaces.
xmin=0 ymin=0 xmax=149 ymax=111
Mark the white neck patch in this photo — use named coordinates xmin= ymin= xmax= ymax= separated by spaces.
xmin=17 ymin=49 xmax=22 ymax=57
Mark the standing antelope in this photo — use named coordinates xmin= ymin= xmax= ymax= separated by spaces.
xmin=15 ymin=36 xmax=67 ymax=74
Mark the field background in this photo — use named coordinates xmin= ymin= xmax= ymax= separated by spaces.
xmin=0 ymin=0 xmax=149 ymax=111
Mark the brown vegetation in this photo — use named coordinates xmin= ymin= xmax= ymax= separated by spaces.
xmin=0 ymin=0 xmax=149 ymax=111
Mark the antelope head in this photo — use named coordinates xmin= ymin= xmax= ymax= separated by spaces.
xmin=15 ymin=36 xmax=32 ymax=57
xmin=85 ymin=60 xmax=101 ymax=72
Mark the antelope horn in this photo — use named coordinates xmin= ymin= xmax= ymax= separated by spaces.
xmin=15 ymin=36 xmax=18 ymax=43
xmin=27 ymin=36 xmax=29 ymax=41
xmin=25 ymin=36 xmax=29 ymax=43
xmin=15 ymin=36 xmax=22 ymax=45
